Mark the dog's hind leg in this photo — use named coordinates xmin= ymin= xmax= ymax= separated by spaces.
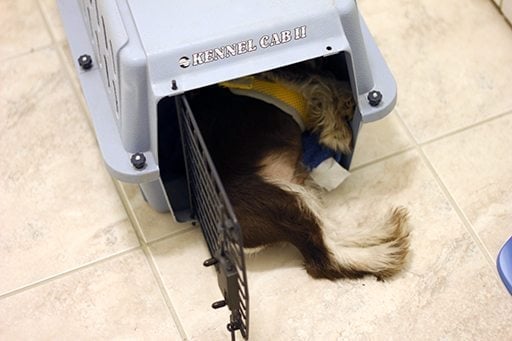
xmin=270 ymin=181 xmax=410 ymax=280
xmin=231 ymin=175 xmax=409 ymax=280
xmin=230 ymin=175 xmax=364 ymax=280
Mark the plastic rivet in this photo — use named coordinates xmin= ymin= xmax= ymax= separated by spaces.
xmin=203 ymin=258 xmax=218 ymax=267
xmin=367 ymin=90 xmax=383 ymax=106
xmin=227 ymin=322 xmax=240 ymax=332
xmin=78 ymin=54 xmax=93 ymax=70
xmin=130 ymin=152 xmax=146 ymax=170
xmin=212 ymin=300 xmax=227 ymax=309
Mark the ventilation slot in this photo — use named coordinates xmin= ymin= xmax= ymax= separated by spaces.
xmin=86 ymin=7 xmax=93 ymax=36
xmin=81 ymin=0 xmax=120 ymax=119
xmin=112 ymin=80 xmax=119 ymax=115
xmin=94 ymin=30 xmax=100 ymax=53
xmin=109 ymin=40 xmax=116 ymax=75
xmin=103 ymin=55 xmax=110 ymax=86
xmin=101 ymin=16 xmax=108 ymax=50
xmin=94 ymin=0 xmax=99 ymax=25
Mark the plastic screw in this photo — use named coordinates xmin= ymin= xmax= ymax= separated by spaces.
xmin=367 ymin=90 xmax=383 ymax=106
xmin=78 ymin=54 xmax=93 ymax=70
xmin=130 ymin=153 xmax=146 ymax=170
xmin=212 ymin=300 xmax=227 ymax=309
xmin=203 ymin=258 xmax=218 ymax=267
xmin=227 ymin=322 xmax=240 ymax=332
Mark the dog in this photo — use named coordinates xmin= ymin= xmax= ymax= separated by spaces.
xmin=188 ymin=62 xmax=410 ymax=280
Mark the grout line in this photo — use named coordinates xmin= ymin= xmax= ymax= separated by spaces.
xmin=350 ymin=145 xmax=415 ymax=172
xmin=418 ymin=108 xmax=512 ymax=146
xmin=35 ymin=0 xmax=57 ymax=44
xmin=393 ymin=110 xmax=499 ymax=274
xmin=0 ymin=0 xmax=56 ymax=63
xmin=0 ymin=246 xmax=141 ymax=301
xmin=146 ymin=225 xmax=197 ymax=247
xmin=113 ymin=180 xmax=158 ymax=244
xmin=0 ymin=43 xmax=56 ymax=63
xmin=36 ymin=0 xmax=63 ymax=45
xmin=36 ymin=0 xmax=94 ymax=129
xmin=489 ymin=0 xmax=503 ymax=12
xmin=348 ymin=110 xmax=419 ymax=172
xmin=143 ymin=249 xmax=189 ymax=341
xmin=53 ymin=34 xmax=95 ymax=129
xmin=54 ymin=43 xmax=95 ymax=125
xmin=114 ymin=181 xmax=189 ymax=341
xmin=112 ymin=180 xmax=196 ymax=245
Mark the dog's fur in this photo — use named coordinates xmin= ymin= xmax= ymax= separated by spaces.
xmin=189 ymin=64 xmax=410 ymax=281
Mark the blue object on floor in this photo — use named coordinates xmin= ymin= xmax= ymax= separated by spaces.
xmin=497 ymin=236 xmax=512 ymax=295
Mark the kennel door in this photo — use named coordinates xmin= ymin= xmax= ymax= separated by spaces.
xmin=176 ymin=95 xmax=249 ymax=340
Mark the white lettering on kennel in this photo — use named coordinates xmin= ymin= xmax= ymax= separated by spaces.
xmin=259 ymin=26 xmax=307 ymax=48
xmin=294 ymin=25 xmax=307 ymax=40
xmin=191 ymin=39 xmax=257 ymax=66
xmin=185 ymin=26 xmax=307 ymax=68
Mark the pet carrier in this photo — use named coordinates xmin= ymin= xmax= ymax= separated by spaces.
xmin=58 ymin=0 xmax=397 ymax=339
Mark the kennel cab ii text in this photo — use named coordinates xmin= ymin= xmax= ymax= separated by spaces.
xmin=179 ymin=26 xmax=307 ymax=68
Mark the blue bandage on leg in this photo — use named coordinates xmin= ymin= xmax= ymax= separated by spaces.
xmin=301 ymin=131 xmax=349 ymax=191
xmin=302 ymin=131 xmax=341 ymax=170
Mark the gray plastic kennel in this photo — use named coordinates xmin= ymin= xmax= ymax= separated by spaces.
xmin=58 ymin=0 xmax=396 ymax=339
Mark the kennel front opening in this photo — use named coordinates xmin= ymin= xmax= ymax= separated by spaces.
xmin=158 ymin=52 xmax=357 ymax=221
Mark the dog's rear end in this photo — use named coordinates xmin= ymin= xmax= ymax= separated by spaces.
xmin=189 ymin=85 xmax=409 ymax=281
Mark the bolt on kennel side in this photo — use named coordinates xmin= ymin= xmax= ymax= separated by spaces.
xmin=58 ymin=0 xmax=397 ymax=339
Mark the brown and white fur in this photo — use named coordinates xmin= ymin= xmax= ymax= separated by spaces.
xmin=189 ymin=64 xmax=410 ymax=281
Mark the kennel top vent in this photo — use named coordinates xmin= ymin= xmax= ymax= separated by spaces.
xmin=58 ymin=0 xmax=396 ymax=184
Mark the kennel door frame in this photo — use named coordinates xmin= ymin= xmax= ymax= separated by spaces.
xmin=176 ymin=95 xmax=250 ymax=340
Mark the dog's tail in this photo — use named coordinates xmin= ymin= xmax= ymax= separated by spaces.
xmin=271 ymin=180 xmax=410 ymax=280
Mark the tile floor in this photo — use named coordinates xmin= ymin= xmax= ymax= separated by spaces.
xmin=1 ymin=0 xmax=511 ymax=339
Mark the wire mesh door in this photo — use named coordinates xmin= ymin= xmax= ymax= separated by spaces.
xmin=176 ymin=95 xmax=249 ymax=340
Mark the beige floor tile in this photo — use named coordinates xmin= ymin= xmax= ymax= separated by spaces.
xmin=120 ymin=182 xmax=193 ymax=242
xmin=150 ymin=229 xmax=229 ymax=340
xmin=423 ymin=113 xmax=512 ymax=259
xmin=58 ymin=41 xmax=81 ymax=89
xmin=39 ymin=0 xmax=67 ymax=42
xmin=351 ymin=112 xmax=413 ymax=168
xmin=359 ymin=0 xmax=512 ymax=143
xmin=248 ymin=242 xmax=510 ymax=340
xmin=0 ymin=0 xmax=53 ymax=60
xmin=0 ymin=251 xmax=182 ymax=339
xmin=0 ymin=47 xmax=138 ymax=295
xmin=150 ymin=151 xmax=511 ymax=339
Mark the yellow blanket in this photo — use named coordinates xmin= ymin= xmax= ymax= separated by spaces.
xmin=220 ymin=76 xmax=308 ymax=129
